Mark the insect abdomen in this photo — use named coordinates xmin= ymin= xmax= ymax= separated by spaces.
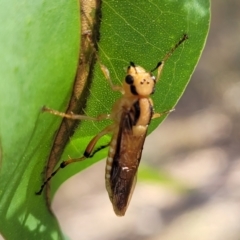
xmin=105 ymin=98 xmax=153 ymax=216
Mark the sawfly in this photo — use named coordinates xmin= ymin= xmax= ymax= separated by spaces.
xmin=37 ymin=34 xmax=188 ymax=216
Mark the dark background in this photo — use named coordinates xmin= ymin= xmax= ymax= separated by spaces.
xmin=52 ymin=1 xmax=240 ymax=240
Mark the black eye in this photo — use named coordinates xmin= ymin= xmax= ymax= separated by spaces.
xmin=125 ymin=75 xmax=134 ymax=85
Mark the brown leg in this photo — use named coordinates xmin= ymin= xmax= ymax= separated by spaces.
xmin=36 ymin=124 xmax=116 ymax=195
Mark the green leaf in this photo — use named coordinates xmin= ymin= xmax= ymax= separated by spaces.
xmin=51 ymin=0 xmax=210 ymax=196
xmin=0 ymin=0 xmax=80 ymax=239
xmin=0 ymin=0 xmax=210 ymax=238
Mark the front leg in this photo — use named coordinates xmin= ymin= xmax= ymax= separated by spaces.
xmin=99 ymin=63 xmax=124 ymax=94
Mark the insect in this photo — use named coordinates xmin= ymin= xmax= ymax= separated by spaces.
xmin=37 ymin=34 xmax=188 ymax=216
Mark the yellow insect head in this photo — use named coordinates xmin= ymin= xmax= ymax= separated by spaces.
xmin=123 ymin=62 xmax=156 ymax=98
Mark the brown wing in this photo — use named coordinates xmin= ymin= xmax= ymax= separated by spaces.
xmin=110 ymin=99 xmax=152 ymax=216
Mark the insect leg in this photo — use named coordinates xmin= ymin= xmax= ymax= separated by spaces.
xmin=36 ymin=124 xmax=115 ymax=195
xmin=88 ymin=143 xmax=110 ymax=158
xmin=152 ymin=109 xmax=175 ymax=119
xmin=42 ymin=106 xmax=111 ymax=121
xmin=99 ymin=63 xmax=124 ymax=93
xmin=81 ymin=28 xmax=123 ymax=94
xmin=84 ymin=30 xmax=123 ymax=94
